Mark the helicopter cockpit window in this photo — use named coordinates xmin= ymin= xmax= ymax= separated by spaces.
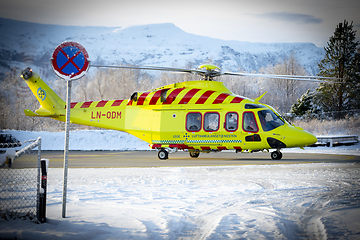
xmin=242 ymin=112 xmax=258 ymax=132
xmin=186 ymin=113 xmax=202 ymax=132
xmin=258 ymin=109 xmax=285 ymax=132
xmin=204 ymin=112 xmax=219 ymax=132
xmin=225 ymin=112 xmax=238 ymax=131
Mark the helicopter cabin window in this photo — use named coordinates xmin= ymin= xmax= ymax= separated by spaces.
xmin=186 ymin=112 xmax=202 ymax=132
xmin=160 ymin=89 xmax=168 ymax=102
xmin=245 ymin=104 xmax=266 ymax=109
xmin=258 ymin=109 xmax=285 ymax=132
xmin=225 ymin=112 xmax=238 ymax=131
xmin=204 ymin=112 xmax=220 ymax=132
xmin=242 ymin=112 xmax=258 ymax=132
xmin=130 ymin=92 xmax=138 ymax=101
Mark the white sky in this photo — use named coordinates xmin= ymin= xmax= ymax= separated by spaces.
xmin=1 ymin=0 xmax=359 ymax=47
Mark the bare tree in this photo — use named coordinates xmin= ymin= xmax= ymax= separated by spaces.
xmin=259 ymin=52 xmax=317 ymax=113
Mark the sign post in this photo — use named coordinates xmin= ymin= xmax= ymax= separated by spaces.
xmin=50 ymin=41 xmax=90 ymax=218
xmin=62 ymin=80 xmax=71 ymax=218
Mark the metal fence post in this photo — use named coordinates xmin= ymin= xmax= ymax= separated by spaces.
xmin=36 ymin=137 xmax=41 ymax=222
xmin=38 ymin=158 xmax=48 ymax=223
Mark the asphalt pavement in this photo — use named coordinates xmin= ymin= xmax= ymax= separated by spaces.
xmin=11 ymin=150 xmax=360 ymax=168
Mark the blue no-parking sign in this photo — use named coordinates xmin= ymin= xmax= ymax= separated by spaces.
xmin=51 ymin=41 xmax=90 ymax=80
xmin=50 ymin=41 xmax=91 ymax=218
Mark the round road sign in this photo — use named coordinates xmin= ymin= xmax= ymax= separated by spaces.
xmin=51 ymin=41 xmax=90 ymax=80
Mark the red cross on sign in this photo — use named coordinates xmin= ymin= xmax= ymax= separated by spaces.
xmin=51 ymin=41 xmax=90 ymax=80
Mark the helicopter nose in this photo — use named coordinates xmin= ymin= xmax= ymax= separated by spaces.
xmin=282 ymin=126 xmax=317 ymax=148
xmin=299 ymin=131 xmax=317 ymax=147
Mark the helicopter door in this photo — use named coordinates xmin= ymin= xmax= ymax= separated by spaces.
xmin=242 ymin=111 xmax=265 ymax=150
xmin=222 ymin=112 xmax=240 ymax=150
xmin=243 ymin=112 xmax=258 ymax=133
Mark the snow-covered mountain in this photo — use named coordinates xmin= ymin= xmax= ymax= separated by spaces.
xmin=0 ymin=17 xmax=324 ymax=80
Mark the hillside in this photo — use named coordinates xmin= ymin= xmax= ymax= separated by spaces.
xmin=0 ymin=17 xmax=324 ymax=80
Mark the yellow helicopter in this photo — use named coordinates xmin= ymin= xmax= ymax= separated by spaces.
xmin=21 ymin=62 xmax=332 ymax=160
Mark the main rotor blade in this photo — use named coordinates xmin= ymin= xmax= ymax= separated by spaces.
xmin=90 ymin=64 xmax=205 ymax=75
xmin=90 ymin=64 xmax=341 ymax=83
xmin=269 ymin=74 xmax=340 ymax=80
xmin=222 ymin=72 xmax=341 ymax=83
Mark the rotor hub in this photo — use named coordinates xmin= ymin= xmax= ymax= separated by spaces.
xmin=198 ymin=64 xmax=221 ymax=81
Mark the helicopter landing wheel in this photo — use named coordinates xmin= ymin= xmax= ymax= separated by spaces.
xmin=271 ymin=151 xmax=282 ymax=160
xmin=189 ymin=151 xmax=200 ymax=158
xmin=158 ymin=149 xmax=169 ymax=160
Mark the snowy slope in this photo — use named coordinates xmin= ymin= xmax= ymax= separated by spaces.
xmin=0 ymin=17 xmax=324 ymax=80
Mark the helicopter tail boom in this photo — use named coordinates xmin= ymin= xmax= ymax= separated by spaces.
xmin=21 ymin=68 xmax=66 ymax=119
xmin=21 ymin=68 xmax=129 ymax=131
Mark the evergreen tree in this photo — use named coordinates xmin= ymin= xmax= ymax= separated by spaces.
xmin=316 ymin=20 xmax=360 ymax=119
xmin=290 ymin=89 xmax=312 ymax=116
xmin=290 ymin=89 xmax=320 ymax=118
xmin=348 ymin=47 xmax=360 ymax=110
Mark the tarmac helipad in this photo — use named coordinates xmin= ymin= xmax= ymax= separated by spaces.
xmin=12 ymin=150 xmax=360 ymax=168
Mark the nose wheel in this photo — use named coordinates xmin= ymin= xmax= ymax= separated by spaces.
xmin=271 ymin=151 xmax=282 ymax=160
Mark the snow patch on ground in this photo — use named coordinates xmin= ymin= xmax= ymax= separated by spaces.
xmin=1 ymin=163 xmax=360 ymax=239
xmin=1 ymin=129 xmax=360 ymax=239
xmin=3 ymin=130 xmax=149 ymax=151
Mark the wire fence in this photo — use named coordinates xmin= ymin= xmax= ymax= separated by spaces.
xmin=0 ymin=137 xmax=41 ymax=222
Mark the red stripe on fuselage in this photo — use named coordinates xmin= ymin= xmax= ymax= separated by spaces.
xmin=151 ymin=144 xmax=162 ymax=149
xmin=163 ymin=88 xmax=185 ymax=104
xmin=230 ymin=97 xmax=244 ymax=103
xmin=96 ymin=100 xmax=108 ymax=107
xmin=201 ymin=146 xmax=211 ymax=150
xmin=195 ymin=90 xmax=215 ymax=104
xmin=111 ymin=100 xmax=124 ymax=107
xmin=149 ymin=89 xmax=169 ymax=105
xmin=212 ymin=93 xmax=230 ymax=104
xmin=70 ymin=102 xmax=78 ymax=109
xmin=217 ymin=146 xmax=227 ymax=151
xmin=80 ymin=101 xmax=93 ymax=108
xmin=178 ymin=89 xmax=200 ymax=104
xmin=137 ymin=92 xmax=150 ymax=105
